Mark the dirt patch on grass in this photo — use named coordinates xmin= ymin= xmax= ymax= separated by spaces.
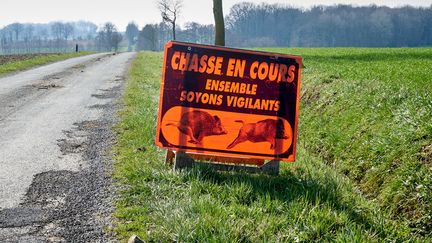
xmin=301 ymin=86 xmax=321 ymax=105
xmin=420 ymin=144 xmax=432 ymax=165
xmin=0 ymin=53 xmax=62 ymax=65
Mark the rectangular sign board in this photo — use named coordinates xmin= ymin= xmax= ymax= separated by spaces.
xmin=156 ymin=41 xmax=302 ymax=162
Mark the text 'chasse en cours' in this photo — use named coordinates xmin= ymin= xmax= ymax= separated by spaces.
xmin=171 ymin=51 xmax=298 ymax=112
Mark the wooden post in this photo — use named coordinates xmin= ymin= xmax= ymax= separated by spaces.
xmin=173 ymin=151 xmax=194 ymax=170
xmin=165 ymin=150 xmax=175 ymax=165
xmin=260 ymin=160 xmax=280 ymax=175
xmin=166 ymin=150 xmax=280 ymax=175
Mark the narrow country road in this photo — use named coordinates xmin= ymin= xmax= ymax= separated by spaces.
xmin=0 ymin=52 xmax=136 ymax=242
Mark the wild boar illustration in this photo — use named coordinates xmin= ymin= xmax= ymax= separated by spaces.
xmin=227 ymin=119 xmax=290 ymax=149
xmin=166 ymin=110 xmax=227 ymax=144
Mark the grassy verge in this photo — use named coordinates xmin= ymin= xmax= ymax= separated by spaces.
xmin=0 ymin=52 xmax=93 ymax=75
xmin=113 ymin=51 xmax=424 ymax=241
xmin=262 ymin=48 xmax=432 ymax=236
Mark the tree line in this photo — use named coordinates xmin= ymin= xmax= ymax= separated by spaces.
xmin=0 ymin=21 xmax=96 ymax=54
xmin=1 ymin=3 xmax=431 ymax=54
xmin=133 ymin=3 xmax=432 ymax=51
xmin=135 ymin=22 xmax=214 ymax=51
xmin=0 ymin=21 xmax=125 ymax=54
xmin=225 ymin=3 xmax=432 ymax=47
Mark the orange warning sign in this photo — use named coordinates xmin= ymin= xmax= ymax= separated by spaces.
xmin=155 ymin=41 xmax=302 ymax=162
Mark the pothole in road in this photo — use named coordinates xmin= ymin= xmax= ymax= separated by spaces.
xmin=91 ymin=85 xmax=121 ymax=99
xmin=72 ymin=64 xmax=86 ymax=69
xmin=0 ymin=207 xmax=50 ymax=228
xmin=23 ymin=170 xmax=76 ymax=209
xmin=43 ymin=70 xmax=72 ymax=81
xmin=0 ymin=168 xmax=99 ymax=241
xmin=58 ymin=128 xmax=88 ymax=155
xmin=1 ymin=128 xmax=113 ymax=240
xmin=91 ymin=92 xmax=117 ymax=99
xmin=0 ymin=226 xmax=43 ymax=242
xmin=35 ymin=83 xmax=64 ymax=90
xmin=88 ymin=103 xmax=111 ymax=110
xmin=114 ymin=75 xmax=124 ymax=81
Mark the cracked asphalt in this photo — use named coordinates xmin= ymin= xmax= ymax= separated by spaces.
xmin=0 ymin=52 xmax=136 ymax=242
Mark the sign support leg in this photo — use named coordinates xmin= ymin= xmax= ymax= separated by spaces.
xmin=260 ymin=160 xmax=280 ymax=175
xmin=169 ymin=150 xmax=280 ymax=175
xmin=165 ymin=150 xmax=175 ymax=165
xmin=173 ymin=151 xmax=194 ymax=170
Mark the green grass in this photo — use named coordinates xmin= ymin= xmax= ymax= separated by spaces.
xmin=262 ymin=48 xmax=432 ymax=236
xmin=113 ymin=50 xmax=431 ymax=241
xmin=0 ymin=52 xmax=93 ymax=75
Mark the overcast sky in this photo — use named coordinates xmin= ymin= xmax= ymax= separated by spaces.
xmin=1 ymin=0 xmax=430 ymax=31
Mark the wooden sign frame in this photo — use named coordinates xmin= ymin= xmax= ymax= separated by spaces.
xmin=155 ymin=41 xmax=302 ymax=163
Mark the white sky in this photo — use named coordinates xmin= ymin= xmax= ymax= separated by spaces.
xmin=1 ymin=0 xmax=431 ymax=31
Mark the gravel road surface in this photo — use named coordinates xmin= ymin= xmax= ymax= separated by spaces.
xmin=0 ymin=52 xmax=136 ymax=242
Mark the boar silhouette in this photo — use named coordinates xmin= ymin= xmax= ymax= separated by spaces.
xmin=227 ymin=119 xmax=290 ymax=149
xmin=166 ymin=110 xmax=227 ymax=144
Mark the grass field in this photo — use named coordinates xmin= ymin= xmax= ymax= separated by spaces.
xmin=266 ymin=48 xmax=432 ymax=236
xmin=0 ymin=52 xmax=93 ymax=75
xmin=114 ymin=48 xmax=431 ymax=241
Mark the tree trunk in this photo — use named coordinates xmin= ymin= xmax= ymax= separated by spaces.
xmin=213 ymin=0 xmax=225 ymax=46
xmin=172 ymin=19 xmax=176 ymax=40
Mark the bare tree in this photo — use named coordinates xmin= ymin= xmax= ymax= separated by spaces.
xmin=96 ymin=22 xmax=123 ymax=52
xmin=51 ymin=22 xmax=64 ymax=41
xmin=0 ymin=21 xmax=101 ymax=53
xmin=63 ymin=23 xmax=74 ymax=40
xmin=213 ymin=0 xmax=225 ymax=46
xmin=111 ymin=32 xmax=123 ymax=52
xmin=102 ymin=22 xmax=115 ymax=50
xmin=0 ymin=29 xmax=6 ymax=53
xmin=23 ymin=25 xmax=34 ymax=52
xmin=9 ymin=23 xmax=24 ymax=42
xmin=158 ymin=0 xmax=182 ymax=40
xmin=51 ymin=22 xmax=66 ymax=50
xmin=23 ymin=25 xmax=34 ymax=42
xmin=3 ymin=26 xmax=14 ymax=44
xmin=137 ymin=24 xmax=158 ymax=51
xmin=125 ymin=22 xmax=139 ymax=51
